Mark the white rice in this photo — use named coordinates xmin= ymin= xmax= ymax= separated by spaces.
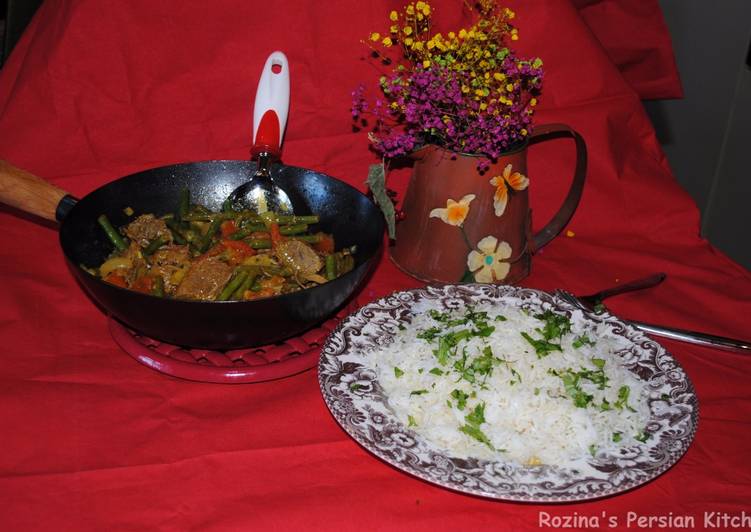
xmin=373 ymin=299 xmax=651 ymax=466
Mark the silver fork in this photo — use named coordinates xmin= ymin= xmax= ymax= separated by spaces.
xmin=555 ymin=281 xmax=750 ymax=353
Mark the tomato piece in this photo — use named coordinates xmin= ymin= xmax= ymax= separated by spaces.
xmin=222 ymin=239 xmax=253 ymax=253
xmin=104 ymin=272 xmax=128 ymax=288
xmin=243 ymin=287 xmax=277 ymax=300
xmin=269 ymin=223 xmax=284 ymax=248
xmin=259 ymin=275 xmax=285 ymax=290
xmin=313 ymin=233 xmax=335 ymax=254
xmin=220 ymin=220 xmax=238 ymax=237
xmin=221 ymin=239 xmax=256 ymax=264
xmin=131 ymin=275 xmax=155 ymax=293
xmin=204 ymin=242 xmax=226 ymax=257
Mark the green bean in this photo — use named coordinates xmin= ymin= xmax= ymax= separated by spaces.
xmin=291 ymin=234 xmax=322 ymax=244
xmin=227 ymin=225 xmax=265 ymax=241
xmin=189 ymin=204 xmax=211 ymax=216
xmin=231 ymin=223 xmax=308 ymax=240
xmin=227 ymin=230 xmax=249 ymax=241
xmin=234 ymin=211 xmax=263 ymax=225
xmin=251 ymin=265 xmax=286 ymax=276
xmin=243 ymin=234 xmax=322 ymax=249
xmin=143 ymin=235 xmax=169 ymax=256
xmin=216 ymin=270 xmax=249 ymax=301
xmin=177 ymin=188 xmax=190 ymax=222
xmin=231 ymin=271 xmax=257 ymax=300
xmin=280 ymin=224 xmax=309 ymax=236
xmin=246 ymin=238 xmax=273 ymax=249
xmin=188 ymin=211 xmax=251 ymax=223
xmin=181 ymin=214 xmax=217 ymax=222
xmin=152 ymin=276 xmax=165 ymax=297
xmin=196 ymin=217 xmax=223 ymax=253
xmin=325 ymin=254 xmax=337 ymax=280
xmin=238 ymin=222 xmax=268 ymax=231
xmin=271 ymin=214 xmax=319 ymax=225
xmin=164 ymin=219 xmax=188 ymax=245
xmin=97 ymin=214 xmax=128 ymax=252
xmin=182 ymin=228 xmax=200 ymax=244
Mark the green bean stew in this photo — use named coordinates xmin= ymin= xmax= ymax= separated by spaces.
xmin=94 ymin=189 xmax=355 ymax=301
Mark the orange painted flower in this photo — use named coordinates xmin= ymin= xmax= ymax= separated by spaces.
xmin=429 ymin=194 xmax=475 ymax=227
xmin=489 ymin=164 xmax=529 ymax=217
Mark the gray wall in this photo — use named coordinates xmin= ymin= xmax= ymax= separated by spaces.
xmin=644 ymin=0 xmax=751 ymax=269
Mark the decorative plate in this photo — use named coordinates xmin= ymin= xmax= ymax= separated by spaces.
xmin=318 ymin=285 xmax=698 ymax=502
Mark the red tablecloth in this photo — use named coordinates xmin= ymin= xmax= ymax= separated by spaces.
xmin=0 ymin=1 xmax=748 ymax=530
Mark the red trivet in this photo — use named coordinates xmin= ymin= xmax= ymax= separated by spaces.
xmin=109 ymin=306 xmax=353 ymax=383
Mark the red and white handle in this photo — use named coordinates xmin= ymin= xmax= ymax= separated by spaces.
xmin=251 ymin=51 xmax=290 ymax=159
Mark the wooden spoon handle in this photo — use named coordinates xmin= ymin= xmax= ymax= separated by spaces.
xmin=0 ymin=160 xmax=70 ymax=222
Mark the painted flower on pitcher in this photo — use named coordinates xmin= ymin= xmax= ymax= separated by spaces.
xmin=429 ymin=194 xmax=476 ymax=227
xmin=490 ymin=164 xmax=529 ymax=217
xmin=467 ymin=236 xmax=512 ymax=282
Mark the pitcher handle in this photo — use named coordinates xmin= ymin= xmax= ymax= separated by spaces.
xmin=528 ymin=123 xmax=587 ymax=251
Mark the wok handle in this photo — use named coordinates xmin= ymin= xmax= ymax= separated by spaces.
xmin=0 ymin=160 xmax=76 ymax=222
xmin=251 ymin=51 xmax=290 ymax=159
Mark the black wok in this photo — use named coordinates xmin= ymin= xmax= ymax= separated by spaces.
xmin=0 ymin=159 xmax=384 ymax=349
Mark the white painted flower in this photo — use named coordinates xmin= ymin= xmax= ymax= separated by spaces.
xmin=466 ymin=236 xmax=512 ymax=282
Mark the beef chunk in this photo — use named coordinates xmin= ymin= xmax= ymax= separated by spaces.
xmin=174 ymin=256 xmax=233 ymax=300
xmin=123 ymin=214 xmax=173 ymax=247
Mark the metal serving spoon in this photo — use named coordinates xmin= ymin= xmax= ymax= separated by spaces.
xmin=555 ymin=273 xmax=751 ymax=353
xmin=228 ymin=51 xmax=293 ymax=213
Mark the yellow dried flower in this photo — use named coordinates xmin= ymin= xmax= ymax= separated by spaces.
xmin=416 ymin=1 xmax=431 ymax=16
xmin=359 ymin=1 xmax=543 ymax=159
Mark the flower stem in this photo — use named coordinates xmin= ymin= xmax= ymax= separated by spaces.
xmin=459 ymin=226 xmax=473 ymax=251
